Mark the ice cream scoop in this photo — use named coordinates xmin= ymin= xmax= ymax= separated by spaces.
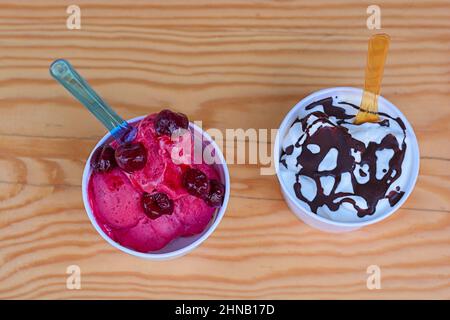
xmin=82 ymin=115 xmax=230 ymax=259
xmin=280 ymin=96 xmax=408 ymax=220
xmin=50 ymin=59 xmax=136 ymax=143
xmin=275 ymin=87 xmax=420 ymax=232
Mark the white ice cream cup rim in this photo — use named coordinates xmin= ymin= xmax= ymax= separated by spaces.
xmin=82 ymin=115 xmax=230 ymax=260
xmin=274 ymin=87 xmax=420 ymax=229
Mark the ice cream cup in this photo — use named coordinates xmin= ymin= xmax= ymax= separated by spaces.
xmin=274 ymin=87 xmax=420 ymax=232
xmin=82 ymin=116 xmax=230 ymax=260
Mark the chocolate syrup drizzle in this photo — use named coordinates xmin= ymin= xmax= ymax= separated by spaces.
xmin=281 ymin=97 xmax=407 ymax=218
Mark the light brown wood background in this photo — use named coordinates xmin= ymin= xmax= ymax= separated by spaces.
xmin=0 ymin=0 xmax=449 ymax=299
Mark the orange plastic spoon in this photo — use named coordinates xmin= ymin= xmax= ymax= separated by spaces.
xmin=354 ymin=34 xmax=390 ymax=124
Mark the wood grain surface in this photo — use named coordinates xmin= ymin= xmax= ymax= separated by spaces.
xmin=0 ymin=0 xmax=449 ymax=299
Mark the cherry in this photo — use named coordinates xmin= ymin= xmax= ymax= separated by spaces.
xmin=142 ymin=192 xmax=174 ymax=219
xmin=91 ymin=145 xmax=116 ymax=173
xmin=182 ymin=168 xmax=209 ymax=198
xmin=154 ymin=109 xmax=189 ymax=136
xmin=115 ymin=142 xmax=147 ymax=172
xmin=206 ymin=179 xmax=225 ymax=207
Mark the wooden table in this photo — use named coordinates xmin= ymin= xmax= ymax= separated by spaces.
xmin=0 ymin=0 xmax=449 ymax=299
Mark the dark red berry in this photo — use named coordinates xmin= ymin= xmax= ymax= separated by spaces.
xmin=182 ymin=168 xmax=209 ymax=198
xmin=115 ymin=142 xmax=147 ymax=172
xmin=142 ymin=192 xmax=174 ymax=219
xmin=154 ymin=109 xmax=189 ymax=136
xmin=206 ymin=179 xmax=225 ymax=207
xmin=91 ymin=145 xmax=116 ymax=173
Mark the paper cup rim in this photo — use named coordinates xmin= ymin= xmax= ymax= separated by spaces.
xmin=274 ymin=87 xmax=420 ymax=228
xmin=82 ymin=115 xmax=230 ymax=260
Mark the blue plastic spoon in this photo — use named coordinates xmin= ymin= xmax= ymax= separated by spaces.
xmin=50 ymin=59 xmax=136 ymax=143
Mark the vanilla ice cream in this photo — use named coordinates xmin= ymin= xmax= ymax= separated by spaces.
xmin=279 ymin=95 xmax=414 ymax=223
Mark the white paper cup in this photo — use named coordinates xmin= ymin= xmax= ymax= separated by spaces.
xmin=274 ymin=87 xmax=420 ymax=232
xmin=82 ymin=116 xmax=230 ymax=260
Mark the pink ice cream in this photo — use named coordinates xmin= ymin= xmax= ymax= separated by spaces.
xmin=88 ymin=111 xmax=223 ymax=253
